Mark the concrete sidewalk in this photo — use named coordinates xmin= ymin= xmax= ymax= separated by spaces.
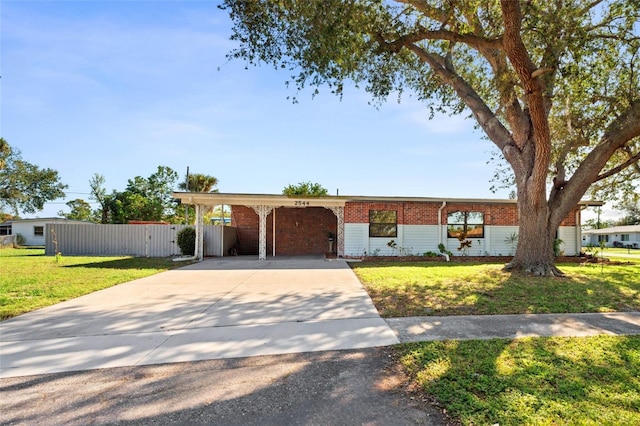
xmin=387 ymin=311 xmax=640 ymax=342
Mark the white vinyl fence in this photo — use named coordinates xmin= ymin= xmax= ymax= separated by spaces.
xmin=45 ymin=224 xmax=237 ymax=257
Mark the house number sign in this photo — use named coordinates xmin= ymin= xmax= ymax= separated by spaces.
xmin=294 ymin=200 xmax=311 ymax=206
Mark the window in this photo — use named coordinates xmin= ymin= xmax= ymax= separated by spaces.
xmin=369 ymin=210 xmax=397 ymax=237
xmin=621 ymin=234 xmax=630 ymax=241
xmin=34 ymin=226 xmax=44 ymax=236
xmin=598 ymin=235 xmax=609 ymax=243
xmin=447 ymin=211 xmax=484 ymax=238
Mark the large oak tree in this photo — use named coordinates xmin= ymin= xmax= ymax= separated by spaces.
xmin=221 ymin=0 xmax=640 ymax=275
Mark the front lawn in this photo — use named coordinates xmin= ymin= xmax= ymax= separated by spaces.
xmin=399 ymin=335 xmax=640 ymax=425
xmin=351 ymin=261 xmax=640 ymax=317
xmin=354 ymin=260 xmax=640 ymax=424
xmin=0 ymin=247 xmax=190 ymax=320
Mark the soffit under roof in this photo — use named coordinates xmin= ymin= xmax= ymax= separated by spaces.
xmin=172 ymin=192 xmax=602 ymax=207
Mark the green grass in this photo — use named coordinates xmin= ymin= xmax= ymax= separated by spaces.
xmin=0 ymin=247 xmax=191 ymax=320
xmin=601 ymin=247 xmax=640 ymax=254
xmin=351 ymin=261 xmax=640 ymax=317
xmin=398 ymin=335 xmax=640 ymax=425
xmin=354 ymin=260 xmax=640 ymax=424
xmin=589 ymin=247 xmax=640 ymax=258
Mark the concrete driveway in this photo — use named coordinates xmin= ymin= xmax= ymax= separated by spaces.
xmin=0 ymin=256 xmax=399 ymax=378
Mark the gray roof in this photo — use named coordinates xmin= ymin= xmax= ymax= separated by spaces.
xmin=6 ymin=218 xmax=91 ymax=224
xmin=582 ymin=224 xmax=640 ymax=235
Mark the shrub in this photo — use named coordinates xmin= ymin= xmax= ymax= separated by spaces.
xmin=176 ymin=227 xmax=196 ymax=256
xmin=14 ymin=233 xmax=26 ymax=247
xmin=553 ymin=238 xmax=564 ymax=257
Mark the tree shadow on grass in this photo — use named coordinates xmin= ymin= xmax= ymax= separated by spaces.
xmin=61 ymin=257 xmax=180 ymax=270
xmin=353 ymin=261 xmax=640 ymax=317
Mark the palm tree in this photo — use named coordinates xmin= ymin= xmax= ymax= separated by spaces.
xmin=178 ymin=173 xmax=219 ymax=193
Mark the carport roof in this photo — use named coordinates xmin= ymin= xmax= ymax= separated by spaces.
xmin=172 ymin=192 xmax=603 ymax=207
xmin=172 ymin=192 xmax=347 ymax=207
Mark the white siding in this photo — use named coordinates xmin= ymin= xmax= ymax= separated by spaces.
xmin=10 ymin=219 xmax=90 ymax=247
xmin=344 ymin=223 xmax=369 ymax=256
xmin=401 ymin=225 xmax=440 ymax=255
xmin=11 ymin=222 xmax=46 ymax=246
xmin=345 ymin=223 xmax=584 ymax=257
xmin=369 ymin=238 xmax=396 ymax=256
xmin=488 ymin=226 xmax=520 ymax=256
xmin=558 ymin=226 xmax=578 ymax=255
xmin=344 ymin=224 xmax=441 ymax=257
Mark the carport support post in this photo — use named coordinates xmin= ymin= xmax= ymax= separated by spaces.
xmin=195 ymin=203 xmax=204 ymax=261
xmin=251 ymin=205 xmax=273 ymax=260
xmin=329 ymin=206 xmax=345 ymax=258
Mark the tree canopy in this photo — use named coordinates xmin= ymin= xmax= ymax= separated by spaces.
xmin=59 ymin=199 xmax=95 ymax=222
xmin=0 ymin=139 xmax=67 ymax=215
xmin=222 ymin=0 xmax=640 ymax=275
xmin=282 ymin=181 xmax=329 ymax=196
xmin=88 ymin=167 xmax=181 ymax=224
xmin=178 ymin=173 xmax=219 ymax=193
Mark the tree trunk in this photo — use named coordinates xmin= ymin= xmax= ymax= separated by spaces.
xmin=504 ymin=195 xmax=563 ymax=276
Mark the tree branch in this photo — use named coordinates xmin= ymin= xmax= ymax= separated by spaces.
xmin=406 ymin=43 xmax=518 ymax=159
xmin=595 ymin=149 xmax=640 ymax=182
xmin=531 ymin=67 xmax=554 ymax=79
xmin=549 ymin=99 xmax=640 ymax=224
xmin=394 ymin=0 xmax=449 ymax=23
xmin=381 ymin=26 xmax=502 ymax=53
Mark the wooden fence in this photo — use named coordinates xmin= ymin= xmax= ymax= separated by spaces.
xmin=44 ymin=224 xmax=237 ymax=257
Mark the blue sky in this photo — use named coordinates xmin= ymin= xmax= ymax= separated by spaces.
xmin=1 ymin=1 xmax=611 ymax=220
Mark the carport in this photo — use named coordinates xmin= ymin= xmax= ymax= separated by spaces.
xmin=172 ymin=193 xmax=346 ymax=260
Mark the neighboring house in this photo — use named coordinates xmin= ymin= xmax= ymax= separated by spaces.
xmin=7 ymin=218 xmax=89 ymax=246
xmin=582 ymin=225 xmax=640 ymax=248
xmin=172 ymin=192 xmax=601 ymax=260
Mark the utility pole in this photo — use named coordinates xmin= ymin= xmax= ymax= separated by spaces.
xmin=185 ymin=166 xmax=190 ymax=224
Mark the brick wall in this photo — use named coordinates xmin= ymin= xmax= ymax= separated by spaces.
xmin=231 ymin=205 xmax=259 ymax=254
xmin=444 ymin=203 xmax=518 ymax=226
xmin=560 ymin=206 xmax=579 ymax=226
xmin=345 ymin=201 xmax=578 ymax=226
xmin=232 ymin=201 xmax=581 ymax=256
xmin=231 ymin=205 xmax=337 ymax=255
